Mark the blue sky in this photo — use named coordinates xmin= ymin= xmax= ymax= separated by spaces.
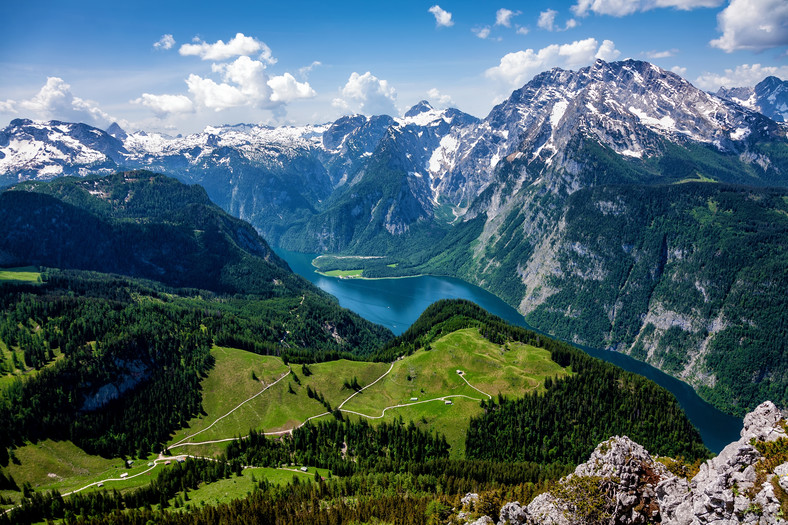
xmin=1 ymin=0 xmax=786 ymax=134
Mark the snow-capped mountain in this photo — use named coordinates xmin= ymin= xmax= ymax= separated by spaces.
xmin=430 ymin=59 xmax=783 ymax=206
xmin=716 ymin=76 xmax=788 ymax=122
xmin=1 ymin=59 xmax=786 ymax=243
xmin=0 ymin=119 xmax=127 ymax=185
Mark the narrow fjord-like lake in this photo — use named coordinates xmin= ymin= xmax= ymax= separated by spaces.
xmin=278 ymin=249 xmax=741 ymax=453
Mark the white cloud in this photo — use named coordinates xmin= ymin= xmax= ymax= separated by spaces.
xmin=183 ymin=55 xmax=272 ymax=111
xmin=516 ymin=26 xmax=530 ymax=35
xmin=429 ymin=5 xmax=454 ymax=27
xmin=135 ymin=34 xmax=316 ymax=120
xmin=298 ymin=61 xmax=322 ymax=79
xmin=427 ymin=88 xmax=454 ymax=107
xmin=654 ymin=0 xmax=724 ymax=8
xmin=572 ymin=0 xmax=722 ymax=17
xmin=695 ymin=63 xmax=788 ymax=90
xmin=179 ymin=33 xmax=276 ymax=64
xmin=486 ymin=38 xmax=620 ymax=87
xmin=333 ymin=71 xmax=397 ymax=116
xmin=154 ymin=34 xmax=175 ymax=50
xmin=710 ymin=0 xmax=788 ymax=52
xmin=2 ymin=77 xmax=114 ymax=126
xmin=186 ymin=75 xmax=248 ymax=111
xmin=643 ymin=48 xmax=678 ymax=59
xmin=572 ymin=0 xmax=639 ymax=16
xmin=671 ymin=66 xmax=688 ymax=76
xmin=496 ymin=8 xmax=521 ymax=27
xmin=538 ymin=9 xmax=559 ymax=31
xmin=267 ymin=73 xmax=316 ymax=102
xmin=133 ymin=93 xmax=193 ymax=116
xmin=473 ymin=26 xmax=492 ymax=39
xmin=596 ymin=39 xmax=622 ymax=61
xmin=538 ymin=9 xmax=578 ymax=30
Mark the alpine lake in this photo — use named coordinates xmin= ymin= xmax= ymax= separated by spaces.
xmin=278 ymin=249 xmax=741 ymax=453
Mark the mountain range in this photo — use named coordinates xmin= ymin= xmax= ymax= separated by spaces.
xmin=1 ymin=59 xmax=787 ymax=416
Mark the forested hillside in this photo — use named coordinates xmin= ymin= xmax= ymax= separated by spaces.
xmin=0 ymin=171 xmax=301 ymax=296
xmin=0 ymin=296 xmax=709 ymax=524
xmin=0 ymin=268 xmax=390 ymax=462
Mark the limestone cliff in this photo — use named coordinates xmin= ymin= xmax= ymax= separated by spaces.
xmin=459 ymin=401 xmax=788 ymax=525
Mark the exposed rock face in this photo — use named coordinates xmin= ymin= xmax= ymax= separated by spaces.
xmin=492 ymin=401 xmax=788 ymax=525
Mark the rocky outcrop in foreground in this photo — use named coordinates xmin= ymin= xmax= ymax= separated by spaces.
xmin=461 ymin=402 xmax=788 ymax=524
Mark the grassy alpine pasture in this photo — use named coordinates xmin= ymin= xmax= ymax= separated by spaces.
xmin=171 ymin=330 xmax=569 ymax=458
xmin=167 ymin=346 xmax=388 ymax=452
xmin=0 ymin=439 xmax=162 ymax=506
xmin=167 ymin=466 xmax=330 ymax=511
xmin=340 ymin=328 xmax=570 ymax=456
xmin=0 ymin=267 xmax=41 ymax=284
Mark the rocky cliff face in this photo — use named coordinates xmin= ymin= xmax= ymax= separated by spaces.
xmin=467 ymin=401 xmax=788 ymax=525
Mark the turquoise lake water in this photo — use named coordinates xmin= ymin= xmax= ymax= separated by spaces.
xmin=278 ymin=249 xmax=742 ymax=453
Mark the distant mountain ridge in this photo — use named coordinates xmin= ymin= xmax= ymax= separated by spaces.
xmin=716 ymin=75 xmax=788 ymax=122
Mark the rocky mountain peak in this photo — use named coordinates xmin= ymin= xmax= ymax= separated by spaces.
xmin=475 ymin=401 xmax=788 ymax=525
xmin=106 ymin=122 xmax=127 ymax=141
xmin=404 ymin=100 xmax=434 ymax=118
xmin=717 ymin=75 xmax=788 ymax=122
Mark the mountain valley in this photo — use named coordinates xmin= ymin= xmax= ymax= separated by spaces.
xmin=2 ymin=59 xmax=786 ymax=417
xmin=1 ymin=58 xmax=787 ymax=524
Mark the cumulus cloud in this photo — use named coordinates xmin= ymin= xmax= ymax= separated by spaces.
xmin=429 ymin=5 xmax=454 ymax=27
xmin=133 ymin=93 xmax=193 ymax=116
xmin=496 ymin=8 xmax=521 ymax=27
xmin=671 ymin=66 xmax=688 ymax=76
xmin=517 ymin=26 xmax=530 ymax=35
xmin=596 ymin=39 xmax=622 ymax=60
xmin=182 ymin=55 xmax=271 ymax=111
xmin=179 ymin=32 xmax=276 ymax=64
xmin=486 ymin=38 xmax=620 ymax=87
xmin=332 ymin=72 xmax=397 ymax=116
xmin=267 ymin=73 xmax=316 ymax=102
xmin=154 ymin=34 xmax=175 ymax=50
xmin=135 ymin=33 xmax=316 ymax=120
xmin=538 ymin=9 xmax=559 ymax=30
xmin=427 ymin=88 xmax=454 ymax=107
xmin=473 ymin=26 xmax=492 ymax=39
xmin=1 ymin=77 xmax=113 ymax=126
xmin=695 ymin=63 xmax=788 ymax=90
xmin=710 ymin=0 xmax=788 ymax=52
xmin=186 ymin=75 xmax=248 ymax=111
xmin=572 ymin=0 xmax=722 ymax=17
xmin=643 ymin=48 xmax=678 ymax=59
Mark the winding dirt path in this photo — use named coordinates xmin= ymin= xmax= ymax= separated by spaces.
xmin=457 ymin=370 xmax=492 ymax=399
xmin=340 ymin=394 xmax=484 ymax=420
xmin=170 ymin=368 xmax=291 ymax=449
xmin=337 ymin=361 xmax=395 ymax=409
